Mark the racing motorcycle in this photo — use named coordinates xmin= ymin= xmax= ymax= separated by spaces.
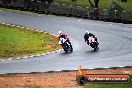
xmin=59 ymin=38 xmax=73 ymax=53
xmin=88 ymin=36 xmax=99 ymax=51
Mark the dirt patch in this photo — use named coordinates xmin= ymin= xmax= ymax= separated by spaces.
xmin=0 ymin=67 xmax=132 ymax=88
xmin=0 ymin=72 xmax=80 ymax=88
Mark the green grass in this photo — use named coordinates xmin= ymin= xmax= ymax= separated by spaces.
xmin=84 ymin=76 xmax=132 ymax=88
xmin=54 ymin=0 xmax=90 ymax=7
xmin=0 ymin=24 xmax=60 ymax=59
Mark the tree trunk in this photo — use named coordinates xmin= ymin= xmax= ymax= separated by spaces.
xmin=94 ymin=0 xmax=99 ymax=8
xmin=88 ymin=0 xmax=94 ymax=7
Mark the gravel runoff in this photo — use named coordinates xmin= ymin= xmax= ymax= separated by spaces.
xmin=0 ymin=67 xmax=132 ymax=88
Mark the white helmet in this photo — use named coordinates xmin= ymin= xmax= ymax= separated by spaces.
xmin=85 ymin=31 xmax=89 ymax=34
xmin=58 ymin=31 xmax=62 ymax=35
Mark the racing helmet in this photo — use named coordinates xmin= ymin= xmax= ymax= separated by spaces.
xmin=85 ymin=31 xmax=89 ymax=34
xmin=58 ymin=31 xmax=62 ymax=35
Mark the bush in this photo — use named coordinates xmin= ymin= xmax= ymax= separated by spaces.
xmin=107 ymin=1 xmax=124 ymax=20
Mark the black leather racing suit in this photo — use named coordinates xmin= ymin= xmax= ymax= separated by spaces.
xmin=84 ymin=33 xmax=98 ymax=45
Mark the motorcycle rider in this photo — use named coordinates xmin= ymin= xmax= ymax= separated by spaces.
xmin=58 ymin=31 xmax=72 ymax=47
xmin=84 ymin=31 xmax=98 ymax=45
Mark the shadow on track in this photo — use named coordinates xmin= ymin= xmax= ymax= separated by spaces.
xmin=86 ymin=49 xmax=99 ymax=54
xmin=59 ymin=52 xmax=73 ymax=56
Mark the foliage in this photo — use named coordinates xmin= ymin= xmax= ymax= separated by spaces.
xmin=107 ymin=1 xmax=124 ymax=20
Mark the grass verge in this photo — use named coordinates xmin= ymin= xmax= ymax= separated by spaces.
xmin=0 ymin=24 xmax=60 ymax=59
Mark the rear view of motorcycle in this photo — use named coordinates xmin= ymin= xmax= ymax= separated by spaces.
xmin=59 ymin=38 xmax=73 ymax=53
xmin=88 ymin=36 xmax=99 ymax=51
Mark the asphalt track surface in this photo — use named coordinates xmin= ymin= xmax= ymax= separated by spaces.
xmin=0 ymin=10 xmax=132 ymax=74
